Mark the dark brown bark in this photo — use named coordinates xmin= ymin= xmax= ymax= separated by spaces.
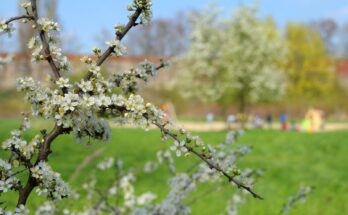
xmin=37 ymin=125 xmax=63 ymax=162
xmin=17 ymin=176 xmax=37 ymax=206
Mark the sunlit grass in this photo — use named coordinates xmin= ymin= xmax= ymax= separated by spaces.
xmin=0 ymin=119 xmax=347 ymax=214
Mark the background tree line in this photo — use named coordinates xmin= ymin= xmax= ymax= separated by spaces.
xmin=6 ymin=1 xmax=348 ymax=115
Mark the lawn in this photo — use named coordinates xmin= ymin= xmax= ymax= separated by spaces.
xmin=0 ymin=119 xmax=347 ymax=214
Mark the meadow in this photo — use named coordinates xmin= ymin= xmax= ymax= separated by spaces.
xmin=0 ymin=119 xmax=347 ymax=214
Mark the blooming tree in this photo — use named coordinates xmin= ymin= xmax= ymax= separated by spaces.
xmin=0 ymin=0 xmax=261 ymax=213
xmin=176 ymin=5 xmax=286 ymax=113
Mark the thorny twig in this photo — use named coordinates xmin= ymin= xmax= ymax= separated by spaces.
xmin=149 ymin=118 xmax=263 ymax=200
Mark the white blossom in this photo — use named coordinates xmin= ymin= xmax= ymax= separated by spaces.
xmin=56 ymin=77 xmax=71 ymax=88
xmin=143 ymin=161 xmax=159 ymax=173
xmin=88 ymin=63 xmax=101 ymax=75
xmin=20 ymin=1 xmax=31 ymax=10
xmin=35 ymin=201 xmax=55 ymax=215
xmin=96 ymin=95 xmax=112 ymax=107
xmin=0 ymin=178 xmax=14 ymax=193
xmin=37 ymin=18 xmax=60 ymax=32
xmin=61 ymin=93 xmax=79 ymax=112
xmin=108 ymin=186 xmax=118 ymax=195
xmin=0 ymin=54 xmax=13 ymax=69
xmin=106 ymin=39 xmax=121 ymax=47
xmin=0 ymin=20 xmax=15 ymax=37
xmin=170 ymin=140 xmax=188 ymax=157
xmin=77 ymin=80 xmax=93 ymax=92
xmin=111 ymin=94 xmax=126 ymax=106
xmin=30 ymin=162 xmax=70 ymax=200
xmin=31 ymin=45 xmax=44 ymax=62
xmin=56 ymin=56 xmax=71 ymax=72
xmin=106 ymin=39 xmax=127 ymax=56
xmin=82 ymin=96 xmax=96 ymax=107
xmin=49 ymin=45 xmax=62 ymax=56
xmin=97 ymin=157 xmax=114 ymax=170
xmin=14 ymin=205 xmax=29 ymax=215
xmin=125 ymin=94 xmax=146 ymax=115
xmin=137 ymin=192 xmax=157 ymax=205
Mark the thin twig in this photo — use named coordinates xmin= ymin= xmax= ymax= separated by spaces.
xmin=150 ymin=118 xmax=263 ymax=200
xmin=4 ymin=15 xmax=34 ymax=25
xmin=30 ymin=0 xmax=61 ymax=80
xmin=69 ymin=148 xmax=105 ymax=182
xmin=86 ymin=1 xmax=147 ymax=80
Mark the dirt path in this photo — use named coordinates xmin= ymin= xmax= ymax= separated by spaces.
xmin=177 ymin=121 xmax=348 ymax=132
xmin=111 ymin=121 xmax=348 ymax=132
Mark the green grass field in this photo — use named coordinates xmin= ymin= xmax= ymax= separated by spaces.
xmin=0 ymin=119 xmax=348 ymax=214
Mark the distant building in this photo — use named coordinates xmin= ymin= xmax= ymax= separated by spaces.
xmin=336 ymin=59 xmax=348 ymax=90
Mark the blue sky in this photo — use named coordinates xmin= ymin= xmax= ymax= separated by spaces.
xmin=1 ymin=0 xmax=348 ymax=53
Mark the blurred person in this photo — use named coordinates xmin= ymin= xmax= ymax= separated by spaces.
xmin=302 ymin=109 xmax=324 ymax=132
xmin=206 ymin=112 xmax=214 ymax=124
xmin=280 ymin=113 xmax=288 ymax=131
xmin=266 ymin=113 xmax=273 ymax=129
xmin=226 ymin=114 xmax=236 ymax=130
xmin=255 ymin=115 xmax=264 ymax=129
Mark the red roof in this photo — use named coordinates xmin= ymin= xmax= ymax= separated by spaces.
xmin=336 ymin=59 xmax=348 ymax=76
xmin=0 ymin=52 xmax=171 ymax=63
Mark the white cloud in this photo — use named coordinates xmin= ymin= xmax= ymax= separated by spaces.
xmin=327 ymin=5 xmax=348 ymax=19
xmin=338 ymin=6 xmax=348 ymax=16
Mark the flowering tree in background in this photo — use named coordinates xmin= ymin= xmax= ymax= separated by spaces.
xmin=176 ymin=6 xmax=286 ymax=113
xmin=0 ymin=0 xmax=262 ymax=213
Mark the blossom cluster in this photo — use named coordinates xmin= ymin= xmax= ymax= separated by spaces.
xmin=0 ymin=204 xmax=29 ymax=215
xmin=1 ymin=116 xmax=39 ymax=186
xmin=0 ymin=159 xmax=19 ymax=194
xmin=97 ymin=157 xmax=115 ymax=170
xmin=28 ymin=19 xmax=70 ymax=72
xmin=0 ymin=20 xmax=14 ymax=37
xmin=127 ymin=0 xmax=153 ymax=24
xmin=20 ymin=1 xmax=31 ymax=11
xmin=37 ymin=18 xmax=60 ymax=32
xmin=192 ymin=132 xmax=254 ymax=183
xmin=106 ymin=39 xmax=127 ymax=56
xmin=2 ymin=134 xmax=41 ymax=160
xmin=15 ymin=67 xmax=167 ymax=143
xmin=30 ymin=161 xmax=70 ymax=200
xmin=2 ymin=116 xmax=40 ymax=162
xmin=170 ymin=140 xmax=188 ymax=157
xmin=0 ymin=54 xmax=13 ymax=70
xmin=281 ymin=186 xmax=314 ymax=214
xmin=148 ymin=174 xmax=195 ymax=215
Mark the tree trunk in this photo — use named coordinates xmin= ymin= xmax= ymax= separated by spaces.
xmin=238 ymin=94 xmax=247 ymax=128
xmin=17 ymin=176 xmax=36 ymax=206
